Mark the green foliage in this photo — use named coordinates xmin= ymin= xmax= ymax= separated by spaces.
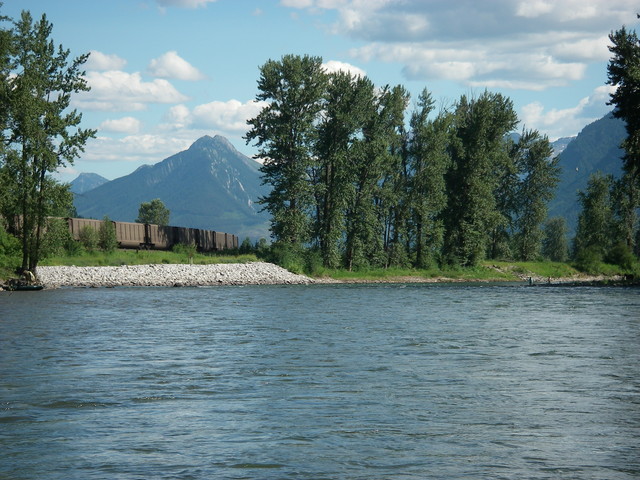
xmin=264 ymin=242 xmax=306 ymax=274
xmin=0 ymin=10 xmax=95 ymax=271
xmin=98 ymin=216 xmax=118 ymax=252
xmin=239 ymin=237 xmax=253 ymax=254
xmin=608 ymin=25 xmax=640 ymax=178
xmin=172 ymin=242 xmax=197 ymax=259
xmin=244 ymin=56 xmax=563 ymax=270
xmin=573 ymin=172 xmax=614 ymax=258
xmin=573 ymin=245 xmax=605 ymax=274
xmin=254 ymin=238 xmax=269 ymax=258
xmin=136 ymin=198 xmax=170 ymax=226
xmin=39 ymin=249 xmax=258 ymax=267
xmin=245 ymin=54 xmax=327 ymax=246
xmin=542 ymin=217 xmax=569 ymax=262
xmin=41 ymin=218 xmax=75 ymax=258
xmin=605 ymin=242 xmax=637 ymax=271
xmin=512 ymin=130 xmax=561 ymax=261
xmin=78 ymin=225 xmax=98 ymax=252
xmin=0 ymin=222 xmax=20 ymax=257
xmin=443 ymin=91 xmax=519 ymax=266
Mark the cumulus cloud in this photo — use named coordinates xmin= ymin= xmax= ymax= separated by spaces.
xmin=99 ymin=117 xmax=142 ymax=134
xmin=75 ymin=71 xmax=188 ymax=111
xmin=147 ymin=51 xmax=205 ymax=81
xmin=282 ymin=0 xmax=638 ymax=90
xmin=520 ymin=85 xmax=616 ymax=139
xmin=162 ymin=99 xmax=266 ymax=134
xmin=155 ymin=0 xmax=217 ymax=8
xmin=86 ymin=51 xmax=127 ymax=71
xmin=81 ymin=134 xmax=193 ymax=164
xmin=322 ymin=60 xmax=366 ymax=77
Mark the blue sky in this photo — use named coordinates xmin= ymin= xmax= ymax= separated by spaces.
xmin=3 ymin=0 xmax=639 ymax=182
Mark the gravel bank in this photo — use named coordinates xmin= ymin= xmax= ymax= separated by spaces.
xmin=35 ymin=262 xmax=314 ymax=289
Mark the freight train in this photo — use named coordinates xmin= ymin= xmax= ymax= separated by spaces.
xmin=65 ymin=217 xmax=238 ymax=252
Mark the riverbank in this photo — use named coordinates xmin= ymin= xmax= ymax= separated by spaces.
xmin=33 ymin=262 xmax=313 ymax=289
xmin=16 ymin=262 xmax=631 ymax=289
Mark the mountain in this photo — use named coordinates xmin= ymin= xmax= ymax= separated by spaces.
xmin=549 ymin=112 xmax=626 ymax=232
xmin=74 ymin=135 xmax=270 ymax=240
xmin=69 ymin=172 xmax=109 ymax=194
xmin=551 ymin=136 xmax=575 ymax=156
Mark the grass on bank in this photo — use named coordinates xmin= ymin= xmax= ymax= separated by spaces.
xmin=2 ymin=246 xmax=638 ymax=285
xmin=39 ymin=249 xmax=258 ymax=267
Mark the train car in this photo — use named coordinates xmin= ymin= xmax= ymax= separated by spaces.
xmin=113 ymin=221 xmax=147 ymax=249
xmin=62 ymin=217 xmax=237 ymax=252
xmin=67 ymin=218 xmax=104 ymax=240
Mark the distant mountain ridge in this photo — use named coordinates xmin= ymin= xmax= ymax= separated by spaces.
xmin=73 ymin=135 xmax=270 ymax=240
xmin=69 ymin=172 xmax=109 ymax=194
xmin=550 ymin=112 xmax=626 ymax=232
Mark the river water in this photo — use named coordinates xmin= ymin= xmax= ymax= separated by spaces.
xmin=1 ymin=283 xmax=639 ymax=479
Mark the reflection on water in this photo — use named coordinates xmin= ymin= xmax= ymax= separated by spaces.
xmin=1 ymin=284 xmax=639 ymax=479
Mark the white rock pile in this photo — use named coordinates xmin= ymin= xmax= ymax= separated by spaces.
xmin=36 ymin=262 xmax=313 ymax=289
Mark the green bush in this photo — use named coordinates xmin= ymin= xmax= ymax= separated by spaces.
xmin=0 ymin=224 xmax=20 ymax=257
xmin=99 ymin=216 xmax=118 ymax=252
xmin=78 ymin=225 xmax=98 ymax=252
xmin=606 ymin=242 xmax=637 ymax=272
xmin=41 ymin=218 xmax=77 ymax=258
xmin=574 ymin=245 xmax=604 ymax=274
xmin=172 ymin=242 xmax=197 ymax=259
xmin=266 ymin=242 xmax=305 ymax=274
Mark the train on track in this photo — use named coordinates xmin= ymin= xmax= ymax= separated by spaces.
xmin=65 ymin=217 xmax=238 ymax=252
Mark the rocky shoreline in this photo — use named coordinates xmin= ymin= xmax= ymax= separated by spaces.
xmin=34 ymin=262 xmax=314 ymax=289
xmin=0 ymin=263 xmax=631 ymax=290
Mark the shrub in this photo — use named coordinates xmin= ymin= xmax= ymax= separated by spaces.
xmin=78 ymin=225 xmax=98 ymax=252
xmin=98 ymin=216 xmax=118 ymax=252
xmin=0 ymin=223 xmax=20 ymax=257
xmin=41 ymin=218 xmax=75 ymax=258
xmin=239 ymin=237 xmax=253 ymax=254
xmin=574 ymin=245 xmax=603 ymax=275
xmin=606 ymin=242 xmax=637 ymax=272
xmin=172 ymin=242 xmax=197 ymax=260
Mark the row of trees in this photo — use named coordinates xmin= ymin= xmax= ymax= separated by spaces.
xmin=0 ymin=8 xmax=94 ymax=272
xmin=246 ymin=55 xmax=561 ymax=269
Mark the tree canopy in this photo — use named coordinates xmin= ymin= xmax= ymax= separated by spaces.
xmin=247 ymin=55 xmax=560 ymax=269
xmin=136 ymin=198 xmax=170 ymax=226
xmin=0 ymin=9 xmax=95 ymax=272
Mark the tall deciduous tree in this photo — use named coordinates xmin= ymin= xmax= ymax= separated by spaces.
xmin=408 ymin=88 xmax=452 ymax=268
xmin=573 ymin=172 xmax=614 ymax=259
xmin=136 ymin=198 xmax=170 ymax=226
xmin=443 ymin=91 xmax=518 ymax=266
xmin=512 ymin=130 xmax=560 ymax=261
xmin=1 ymin=11 xmax=95 ymax=272
xmin=608 ymin=23 xmax=640 ymax=180
xmin=245 ymin=54 xmax=327 ymax=246
xmin=542 ymin=216 xmax=569 ymax=262
xmin=314 ymin=71 xmax=373 ymax=268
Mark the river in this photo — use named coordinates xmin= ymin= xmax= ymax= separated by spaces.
xmin=1 ymin=284 xmax=639 ymax=479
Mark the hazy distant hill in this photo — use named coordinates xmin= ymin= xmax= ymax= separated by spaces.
xmin=74 ymin=135 xmax=270 ymax=240
xmin=69 ymin=172 xmax=109 ymax=194
xmin=549 ymin=112 xmax=626 ymax=232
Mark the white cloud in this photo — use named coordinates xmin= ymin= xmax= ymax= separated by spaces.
xmin=322 ymin=60 xmax=366 ymax=77
xmin=280 ymin=0 xmax=314 ymax=7
xmin=155 ymin=0 xmax=218 ymax=8
xmin=192 ymin=100 xmax=266 ymax=133
xmin=86 ymin=51 xmax=127 ymax=71
xmin=520 ymin=85 xmax=616 ymax=139
xmin=82 ymin=134 xmax=193 ymax=164
xmin=162 ymin=99 xmax=267 ymax=134
xmin=75 ymin=71 xmax=188 ymax=111
xmin=99 ymin=117 xmax=142 ymax=134
xmin=283 ymin=0 xmax=638 ymax=90
xmin=147 ymin=51 xmax=205 ymax=81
